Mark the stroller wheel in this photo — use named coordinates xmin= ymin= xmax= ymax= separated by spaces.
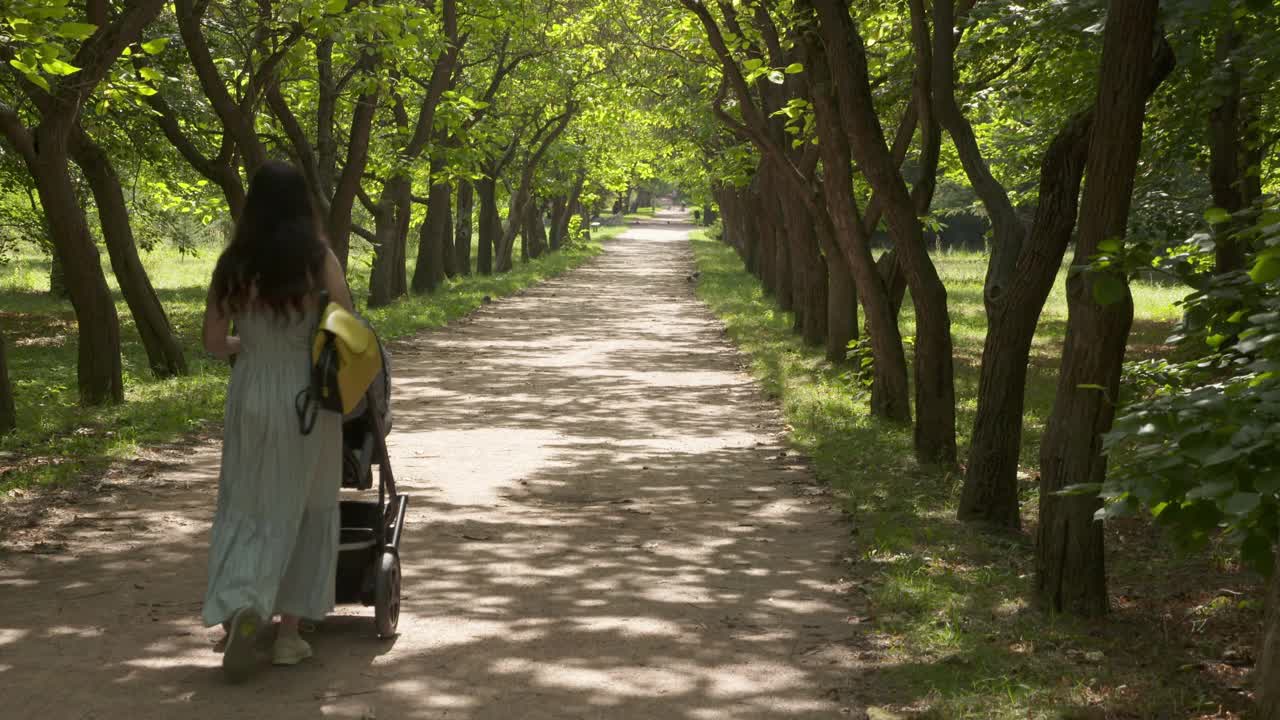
xmin=374 ymin=550 xmax=401 ymax=638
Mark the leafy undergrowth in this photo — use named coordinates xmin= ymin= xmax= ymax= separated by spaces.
xmin=0 ymin=229 xmax=619 ymax=494
xmin=691 ymin=231 xmax=1263 ymax=720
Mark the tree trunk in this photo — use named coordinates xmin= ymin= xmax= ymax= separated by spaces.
xmin=369 ymin=177 xmax=411 ymax=307
xmin=826 ymin=246 xmax=857 ymax=362
xmin=0 ymin=332 xmax=15 ymax=435
xmin=524 ymin=202 xmax=548 ymax=260
xmin=549 ymin=196 xmax=568 ymax=251
xmin=874 ymin=250 xmax=908 ymax=319
xmin=1258 ymin=554 xmax=1280 ymax=718
xmin=476 ymin=177 xmax=498 ymax=275
xmin=72 ymin=131 xmax=187 ymax=378
xmin=959 ymin=24 xmax=1173 ymax=530
xmin=441 ymin=184 xmax=456 ymax=278
xmin=777 ymin=174 xmax=823 ymax=346
xmin=561 ymin=169 xmax=586 ymax=246
xmin=1036 ymin=0 xmax=1160 ymax=618
xmin=812 ymin=0 xmax=956 ymax=464
xmin=31 ymin=136 xmax=123 ymax=405
xmin=799 ymin=228 xmax=826 ymax=347
xmin=411 ymin=174 xmax=449 ymax=294
xmin=329 ymin=90 xmax=378 ymax=270
xmin=454 ymin=180 xmax=473 ymax=276
xmin=48 ymin=250 xmax=68 ymax=299
xmin=1208 ymin=23 xmax=1252 ymax=274
xmin=800 ymin=12 xmax=911 ymax=422
xmin=959 ymin=113 xmax=1093 ymax=529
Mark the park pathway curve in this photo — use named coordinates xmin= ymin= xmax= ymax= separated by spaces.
xmin=0 ymin=209 xmax=863 ymax=719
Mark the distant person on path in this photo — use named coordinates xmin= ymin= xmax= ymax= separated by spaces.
xmin=200 ymin=160 xmax=354 ymax=681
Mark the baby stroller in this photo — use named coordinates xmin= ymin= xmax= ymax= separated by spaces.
xmin=334 ymin=340 xmax=406 ymax=638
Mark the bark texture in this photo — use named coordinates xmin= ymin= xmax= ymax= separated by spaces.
xmin=0 ymin=333 xmax=14 ymax=435
xmin=455 ymin=180 xmax=474 ymax=276
xmin=811 ymin=0 xmax=955 ymax=464
xmin=476 ymin=177 xmax=498 ymax=276
xmin=72 ymin=130 xmax=187 ymax=378
xmin=1259 ymin=554 xmax=1280 ymax=718
xmin=1036 ymin=0 xmax=1160 ymax=618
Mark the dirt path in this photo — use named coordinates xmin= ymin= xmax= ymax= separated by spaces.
xmin=0 ymin=211 xmax=861 ymax=719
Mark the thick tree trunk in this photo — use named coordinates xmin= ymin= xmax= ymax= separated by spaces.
xmin=960 ymin=112 xmax=1093 ymax=529
xmin=825 ymin=245 xmax=857 ymax=362
xmin=960 ymin=26 xmax=1173 ymax=529
xmin=454 ymin=180 xmax=473 ymax=276
xmin=31 ymin=138 xmax=123 ymax=405
xmin=72 ymin=131 xmax=187 ymax=378
xmin=751 ymin=181 xmax=777 ymax=298
xmin=369 ymin=177 xmax=411 ymax=307
xmin=524 ymin=202 xmax=548 ymax=260
xmin=776 ymin=174 xmax=823 ymax=345
xmin=476 ymin=177 xmax=498 ymax=275
xmin=1036 ymin=0 xmax=1160 ymax=618
xmin=49 ymin=251 xmax=68 ymax=299
xmin=874 ymin=250 xmax=908 ymax=319
xmin=549 ymin=196 xmax=568 ymax=251
xmin=0 ymin=332 xmax=14 ymax=435
xmin=1259 ymin=554 xmax=1280 ymax=718
xmin=799 ymin=227 xmax=826 ymax=347
xmin=411 ymin=174 xmax=449 ymax=294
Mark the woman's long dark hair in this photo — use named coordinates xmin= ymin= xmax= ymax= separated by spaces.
xmin=210 ymin=160 xmax=327 ymax=317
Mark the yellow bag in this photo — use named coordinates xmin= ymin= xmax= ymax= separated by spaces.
xmin=313 ymin=302 xmax=383 ymax=414
xmin=296 ymin=297 xmax=383 ymax=434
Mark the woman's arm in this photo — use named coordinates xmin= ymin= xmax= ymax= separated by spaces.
xmin=202 ymin=286 xmax=241 ymax=359
xmin=324 ymin=249 xmax=355 ymax=312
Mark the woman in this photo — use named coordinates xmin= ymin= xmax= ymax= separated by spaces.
xmin=201 ymin=160 xmax=353 ymax=682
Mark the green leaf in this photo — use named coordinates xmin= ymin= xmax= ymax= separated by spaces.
xmin=141 ymin=38 xmax=170 ymax=55
xmin=1223 ymin=492 xmax=1261 ymax=516
xmin=325 ymin=0 xmax=348 ymax=13
xmin=1204 ymin=207 xmax=1231 ymax=225
xmin=743 ymin=58 xmax=763 ymax=72
xmin=8 ymin=58 xmax=36 ymax=75
xmin=1250 ymin=256 xmax=1280 ymax=284
xmin=767 ymin=70 xmax=785 ymax=84
xmin=56 ymin=22 xmax=98 ymax=40
xmin=784 ymin=63 xmax=804 ymax=74
xmin=1091 ymin=272 xmax=1125 ymax=305
xmin=139 ymin=66 xmax=162 ymax=82
xmin=41 ymin=59 xmax=79 ymax=76
xmin=1098 ymin=237 xmax=1123 ymax=254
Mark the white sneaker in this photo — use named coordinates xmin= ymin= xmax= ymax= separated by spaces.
xmin=272 ymin=632 xmax=313 ymax=666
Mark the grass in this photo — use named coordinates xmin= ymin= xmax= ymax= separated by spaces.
xmin=0 ymin=227 xmax=622 ymax=493
xmin=623 ymin=206 xmax=657 ymax=220
xmin=691 ymin=231 xmax=1261 ymax=719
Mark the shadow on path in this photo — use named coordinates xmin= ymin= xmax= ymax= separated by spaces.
xmin=0 ymin=209 xmax=862 ymax=719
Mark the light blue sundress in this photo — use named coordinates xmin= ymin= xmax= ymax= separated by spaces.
xmin=202 ymin=306 xmax=341 ymax=627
